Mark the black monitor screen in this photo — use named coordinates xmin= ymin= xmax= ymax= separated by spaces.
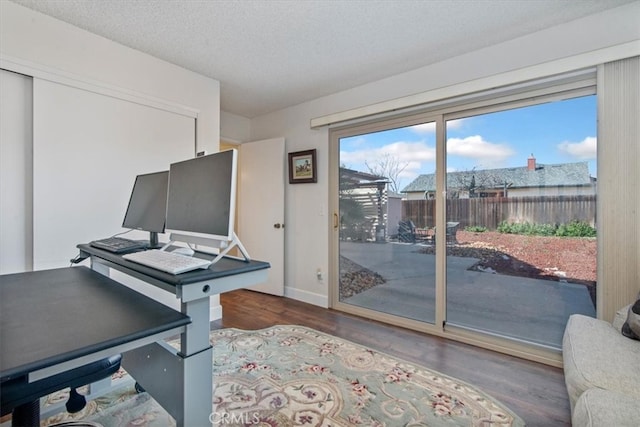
xmin=122 ymin=170 xmax=169 ymax=234
xmin=165 ymin=150 xmax=236 ymax=240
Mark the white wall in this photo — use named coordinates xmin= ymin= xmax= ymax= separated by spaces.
xmin=30 ymin=78 xmax=194 ymax=270
xmin=0 ymin=1 xmax=220 ymax=153
xmin=248 ymin=2 xmax=640 ymax=307
xmin=221 ymin=110 xmax=252 ymax=143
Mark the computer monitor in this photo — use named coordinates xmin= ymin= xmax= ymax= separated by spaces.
xmin=122 ymin=170 xmax=169 ymax=248
xmin=165 ymin=149 xmax=248 ymax=263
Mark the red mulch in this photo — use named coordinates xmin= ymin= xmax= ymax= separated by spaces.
xmin=458 ymin=230 xmax=596 ymax=281
xmin=419 ymin=230 xmax=597 ymax=303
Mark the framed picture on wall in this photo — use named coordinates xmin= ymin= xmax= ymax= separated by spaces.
xmin=288 ymin=149 xmax=317 ymax=184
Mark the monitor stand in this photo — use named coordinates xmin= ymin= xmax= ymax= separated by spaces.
xmin=148 ymin=231 xmax=163 ymax=249
xmin=161 ymin=232 xmax=250 ymax=265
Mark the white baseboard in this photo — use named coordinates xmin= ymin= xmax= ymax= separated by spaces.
xmin=284 ymin=286 xmax=328 ymax=308
xmin=210 ymin=303 xmax=222 ymax=321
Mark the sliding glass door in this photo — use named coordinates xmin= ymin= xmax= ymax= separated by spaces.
xmin=444 ymin=96 xmax=597 ymax=348
xmin=330 ymin=79 xmax=597 ymax=358
xmin=335 ymin=119 xmax=438 ymax=325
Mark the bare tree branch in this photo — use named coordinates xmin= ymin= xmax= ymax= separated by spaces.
xmin=364 ymin=154 xmax=409 ymax=193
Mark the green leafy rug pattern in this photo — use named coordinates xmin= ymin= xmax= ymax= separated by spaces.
xmin=43 ymin=325 xmax=525 ymax=426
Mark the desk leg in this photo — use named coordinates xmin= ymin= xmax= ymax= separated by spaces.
xmin=180 ymin=297 xmax=213 ymax=427
xmin=181 ymin=297 xmax=211 ymax=355
xmin=122 ymin=343 xmax=212 ymax=427
xmin=90 ymin=259 xmax=110 ymax=277
xmin=92 ymin=256 xmax=214 ymax=427
xmin=122 ymin=297 xmax=212 ymax=426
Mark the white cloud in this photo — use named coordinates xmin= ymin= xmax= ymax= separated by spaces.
xmin=557 ymin=136 xmax=597 ymax=160
xmin=446 ymin=135 xmax=515 ymax=166
xmin=340 ymin=141 xmax=435 ymax=166
xmin=410 ymin=123 xmax=435 ymax=134
xmin=410 ymin=118 xmax=464 ymax=135
xmin=347 ymin=136 xmax=368 ymax=147
xmin=447 ymin=119 xmax=465 ymax=130
xmin=340 ymin=141 xmax=434 ymax=190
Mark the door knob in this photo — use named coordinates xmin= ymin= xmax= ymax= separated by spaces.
xmin=274 ymin=223 xmax=284 ymax=229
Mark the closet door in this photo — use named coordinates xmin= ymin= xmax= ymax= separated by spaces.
xmin=32 ymin=79 xmax=195 ymax=269
xmin=0 ymin=69 xmax=33 ymax=274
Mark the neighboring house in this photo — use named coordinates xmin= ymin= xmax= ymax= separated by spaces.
xmin=402 ymin=156 xmax=596 ymax=200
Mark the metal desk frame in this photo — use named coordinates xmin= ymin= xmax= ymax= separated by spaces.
xmin=79 ymin=246 xmax=269 ymax=427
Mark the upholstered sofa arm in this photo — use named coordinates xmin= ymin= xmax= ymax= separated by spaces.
xmin=562 ymin=314 xmax=640 ymax=411
xmin=573 ymin=388 xmax=640 ymax=427
xmin=612 ymin=304 xmax=632 ymax=332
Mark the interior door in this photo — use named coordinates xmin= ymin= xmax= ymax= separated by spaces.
xmin=237 ymin=138 xmax=285 ymax=296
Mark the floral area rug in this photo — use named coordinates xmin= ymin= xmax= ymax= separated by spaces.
xmin=43 ymin=325 xmax=525 ymax=426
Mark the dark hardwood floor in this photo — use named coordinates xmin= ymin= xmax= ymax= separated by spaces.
xmin=214 ymin=289 xmax=571 ymax=427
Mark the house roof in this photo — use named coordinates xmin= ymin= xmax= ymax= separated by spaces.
xmin=402 ymin=161 xmax=593 ymax=193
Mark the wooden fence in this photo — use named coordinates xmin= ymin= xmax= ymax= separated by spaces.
xmin=402 ymin=195 xmax=597 ymax=230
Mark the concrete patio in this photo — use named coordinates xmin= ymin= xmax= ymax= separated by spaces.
xmin=340 ymin=241 xmax=596 ymax=349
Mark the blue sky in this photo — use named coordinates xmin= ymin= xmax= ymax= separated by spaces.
xmin=340 ymin=95 xmax=597 ymax=191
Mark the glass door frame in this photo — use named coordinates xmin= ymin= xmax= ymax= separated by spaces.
xmin=329 ymin=82 xmax=596 ymax=367
xmin=329 ymin=112 xmax=445 ymax=336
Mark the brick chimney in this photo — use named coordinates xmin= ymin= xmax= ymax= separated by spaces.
xmin=527 ymin=154 xmax=536 ymax=171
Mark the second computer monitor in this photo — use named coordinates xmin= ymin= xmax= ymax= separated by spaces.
xmin=122 ymin=170 xmax=169 ymax=248
xmin=165 ymin=149 xmax=237 ymax=243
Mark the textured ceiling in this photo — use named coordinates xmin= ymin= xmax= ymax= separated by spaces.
xmin=9 ymin=0 xmax=635 ymax=118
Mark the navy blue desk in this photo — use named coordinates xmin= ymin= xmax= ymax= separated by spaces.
xmin=0 ymin=266 xmax=191 ymax=422
xmin=75 ymin=244 xmax=270 ymax=426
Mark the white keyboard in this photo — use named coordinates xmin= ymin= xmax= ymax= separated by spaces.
xmin=122 ymin=249 xmax=212 ymax=274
